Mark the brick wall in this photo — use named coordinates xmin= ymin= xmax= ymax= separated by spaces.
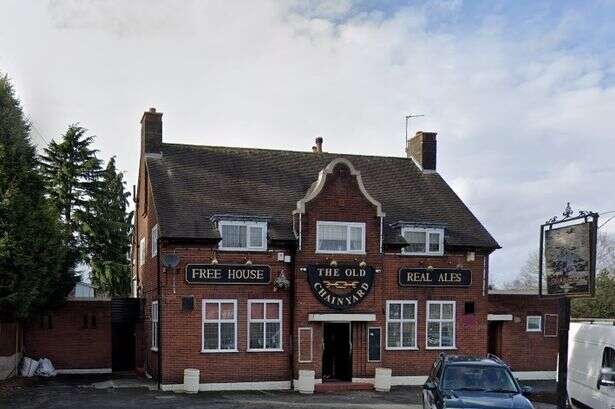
xmin=488 ymin=294 xmax=559 ymax=371
xmin=23 ymin=300 xmax=111 ymax=370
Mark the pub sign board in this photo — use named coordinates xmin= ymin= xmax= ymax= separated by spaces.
xmin=544 ymin=222 xmax=595 ymax=296
xmin=398 ymin=268 xmax=472 ymax=287
xmin=307 ymin=265 xmax=374 ymax=310
xmin=185 ymin=264 xmax=271 ymax=285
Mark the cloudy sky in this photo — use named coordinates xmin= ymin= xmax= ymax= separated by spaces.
xmin=1 ymin=0 xmax=614 ymax=285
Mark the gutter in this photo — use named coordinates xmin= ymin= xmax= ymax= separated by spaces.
xmin=156 ymin=239 xmax=162 ymax=390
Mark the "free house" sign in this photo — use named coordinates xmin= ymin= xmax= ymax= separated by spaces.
xmin=185 ymin=264 xmax=271 ymax=285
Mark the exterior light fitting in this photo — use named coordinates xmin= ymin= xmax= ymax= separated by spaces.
xmin=359 ymin=260 xmax=367 ymax=268
xmin=246 ymin=259 xmax=253 ymax=265
xmin=330 ymin=260 xmax=338 ymax=267
xmin=211 ymin=257 xmax=219 ymax=265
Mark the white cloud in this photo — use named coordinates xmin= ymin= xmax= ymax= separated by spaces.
xmin=1 ymin=0 xmax=613 ymax=285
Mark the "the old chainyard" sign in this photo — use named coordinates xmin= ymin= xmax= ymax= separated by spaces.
xmin=307 ymin=265 xmax=374 ymax=309
xmin=185 ymin=264 xmax=271 ymax=284
xmin=398 ymin=268 xmax=471 ymax=287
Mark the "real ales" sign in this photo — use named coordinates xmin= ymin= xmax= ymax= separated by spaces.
xmin=398 ymin=268 xmax=471 ymax=287
xmin=185 ymin=264 xmax=271 ymax=285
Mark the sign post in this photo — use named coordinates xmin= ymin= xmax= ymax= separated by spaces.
xmin=538 ymin=203 xmax=598 ymax=409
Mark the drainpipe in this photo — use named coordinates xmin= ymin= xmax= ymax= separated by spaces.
xmin=156 ymin=239 xmax=162 ymax=390
xmin=289 ymin=245 xmax=296 ymax=387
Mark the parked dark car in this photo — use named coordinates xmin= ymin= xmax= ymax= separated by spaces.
xmin=423 ymin=354 xmax=534 ymax=409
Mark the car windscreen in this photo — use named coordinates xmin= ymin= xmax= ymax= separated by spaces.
xmin=441 ymin=365 xmax=518 ymax=392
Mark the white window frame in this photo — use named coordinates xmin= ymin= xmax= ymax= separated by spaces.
xmin=401 ymin=227 xmax=444 ymax=256
xmin=526 ymin=315 xmax=542 ymax=332
xmin=544 ymin=314 xmax=558 ymax=337
xmin=298 ymin=327 xmax=313 ymax=363
xmin=315 ymin=221 xmax=366 ymax=254
xmin=218 ymin=220 xmax=267 ymax=251
xmin=201 ymin=299 xmax=238 ymax=353
xmin=367 ymin=327 xmax=382 ymax=362
xmin=426 ymin=301 xmax=456 ymax=350
xmin=139 ymin=237 xmax=146 ymax=266
xmin=151 ymin=301 xmax=158 ymax=351
xmin=385 ymin=300 xmax=418 ymax=350
xmin=247 ymin=299 xmax=283 ymax=352
xmin=151 ymin=224 xmax=159 ymax=257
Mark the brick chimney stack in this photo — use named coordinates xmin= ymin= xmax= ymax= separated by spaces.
xmin=141 ymin=107 xmax=163 ymax=156
xmin=315 ymin=137 xmax=323 ymax=153
xmin=406 ymin=131 xmax=437 ymax=171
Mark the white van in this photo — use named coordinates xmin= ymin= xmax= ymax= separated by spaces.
xmin=568 ymin=323 xmax=615 ymax=408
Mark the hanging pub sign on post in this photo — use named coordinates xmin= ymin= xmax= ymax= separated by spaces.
xmin=538 ymin=203 xmax=598 ymax=409
xmin=539 ymin=204 xmax=599 ymax=297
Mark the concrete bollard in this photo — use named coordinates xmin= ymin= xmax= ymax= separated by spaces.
xmin=183 ymin=368 xmax=200 ymax=393
xmin=374 ymin=368 xmax=392 ymax=392
xmin=296 ymin=370 xmax=315 ymax=394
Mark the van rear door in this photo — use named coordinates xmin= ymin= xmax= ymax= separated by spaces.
xmin=599 ymin=346 xmax=615 ymax=409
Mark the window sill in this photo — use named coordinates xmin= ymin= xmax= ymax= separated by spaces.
xmin=201 ymin=349 xmax=239 ymax=353
xmin=150 ymin=348 xmax=158 ymax=352
xmin=315 ymin=250 xmax=366 ymax=255
xmin=218 ymin=248 xmax=268 ymax=253
xmin=399 ymin=252 xmax=444 ymax=257
xmin=247 ymin=348 xmax=284 ymax=353
xmin=425 ymin=346 xmax=457 ymax=350
xmin=385 ymin=347 xmax=419 ymax=351
xmin=526 ymin=329 xmax=542 ymax=333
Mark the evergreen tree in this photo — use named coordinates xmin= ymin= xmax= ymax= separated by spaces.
xmin=87 ymin=157 xmax=132 ymax=296
xmin=39 ymin=125 xmax=102 ymax=266
xmin=0 ymin=74 xmax=75 ymax=320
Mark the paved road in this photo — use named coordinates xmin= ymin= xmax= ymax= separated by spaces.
xmin=1 ymin=376 xmax=557 ymax=409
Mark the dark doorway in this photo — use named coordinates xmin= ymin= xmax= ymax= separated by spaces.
xmin=322 ymin=323 xmax=352 ymax=382
xmin=111 ymin=298 xmax=139 ymax=372
xmin=487 ymin=321 xmax=503 ymax=357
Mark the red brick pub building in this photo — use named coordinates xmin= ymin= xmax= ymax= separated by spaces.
xmin=132 ymin=108 xmax=559 ymax=391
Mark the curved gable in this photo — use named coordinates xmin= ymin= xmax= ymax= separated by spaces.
xmin=294 ymin=158 xmax=385 ymax=217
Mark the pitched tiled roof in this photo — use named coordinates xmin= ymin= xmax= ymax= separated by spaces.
xmin=146 ymin=143 xmax=500 ymax=249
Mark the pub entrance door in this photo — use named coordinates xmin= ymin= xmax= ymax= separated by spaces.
xmin=487 ymin=321 xmax=503 ymax=357
xmin=322 ymin=322 xmax=352 ymax=382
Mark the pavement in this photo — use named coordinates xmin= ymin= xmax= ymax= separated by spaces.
xmin=0 ymin=375 xmax=558 ymax=409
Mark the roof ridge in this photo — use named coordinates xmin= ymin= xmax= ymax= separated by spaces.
xmin=161 ymin=142 xmax=410 ymax=161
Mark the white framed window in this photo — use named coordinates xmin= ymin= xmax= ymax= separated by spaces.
xmin=298 ymin=327 xmax=313 ymax=363
xmin=139 ymin=237 xmax=146 ymax=266
xmin=426 ymin=301 xmax=456 ymax=349
xmin=526 ymin=316 xmax=542 ymax=332
xmin=218 ymin=221 xmax=267 ymax=251
xmin=401 ymin=227 xmax=444 ymax=256
xmin=248 ymin=300 xmax=283 ymax=352
xmin=316 ymin=221 xmax=365 ymax=254
xmin=151 ymin=301 xmax=158 ymax=351
xmin=151 ymin=224 xmax=159 ymax=257
xmin=368 ymin=327 xmax=382 ymax=362
xmin=386 ymin=301 xmax=418 ymax=350
xmin=202 ymin=299 xmax=237 ymax=352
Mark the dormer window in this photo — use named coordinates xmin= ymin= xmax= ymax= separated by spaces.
xmin=218 ymin=220 xmax=267 ymax=251
xmin=401 ymin=227 xmax=444 ymax=256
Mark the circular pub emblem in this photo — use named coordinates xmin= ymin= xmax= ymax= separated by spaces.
xmin=307 ymin=265 xmax=375 ymax=310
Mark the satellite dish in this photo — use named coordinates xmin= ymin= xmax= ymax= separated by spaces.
xmin=162 ymin=254 xmax=180 ymax=269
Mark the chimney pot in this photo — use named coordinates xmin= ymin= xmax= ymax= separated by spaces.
xmin=141 ymin=108 xmax=163 ymax=156
xmin=315 ymin=137 xmax=323 ymax=153
xmin=407 ymin=131 xmax=437 ymax=171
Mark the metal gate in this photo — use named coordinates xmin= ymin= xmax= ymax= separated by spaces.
xmin=111 ymin=298 xmax=140 ymax=372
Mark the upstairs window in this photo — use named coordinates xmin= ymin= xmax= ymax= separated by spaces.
xmin=151 ymin=224 xmax=159 ymax=257
xmin=218 ymin=221 xmax=267 ymax=251
xmin=401 ymin=227 xmax=444 ymax=256
xmin=316 ymin=221 xmax=365 ymax=254
xmin=139 ymin=237 xmax=146 ymax=266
